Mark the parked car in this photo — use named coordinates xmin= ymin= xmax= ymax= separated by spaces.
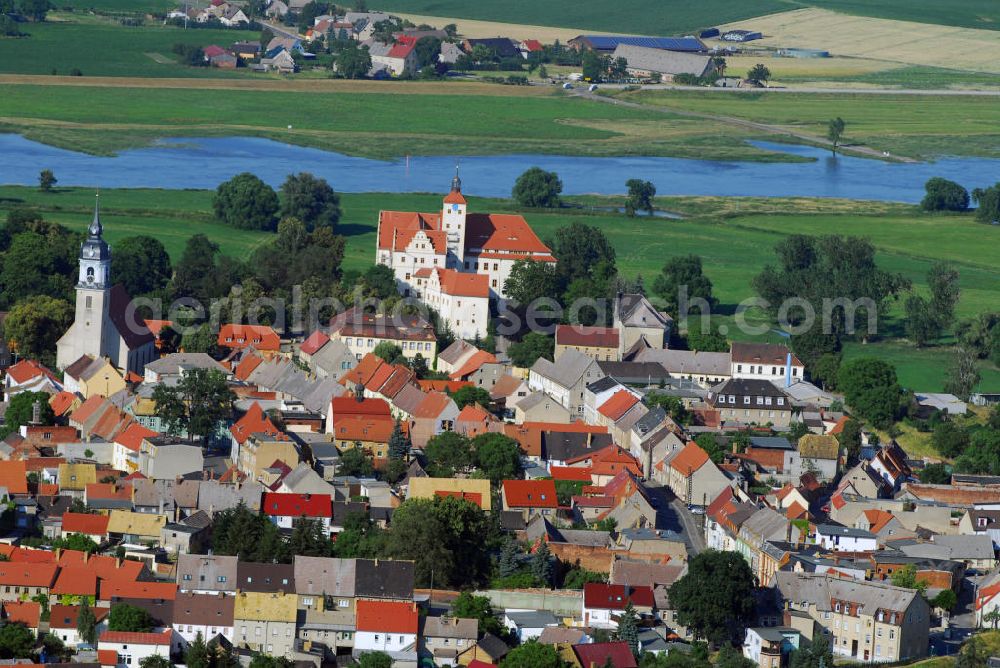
xmin=562 ymin=82 xmax=574 ymax=89
xmin=588 ymin=83 xmax=598 ymax=92
xmin=688 ymin=504 xmax=706 ymax=515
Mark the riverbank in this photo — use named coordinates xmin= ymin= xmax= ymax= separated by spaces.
xmin=2 ymin=185 xmax=997 ymax=391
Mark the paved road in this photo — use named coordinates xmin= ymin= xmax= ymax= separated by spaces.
xmin=583 ymin=83 xmax=1000 ymax=97
xmin=645 ymin=481 xmax=705 ymax=557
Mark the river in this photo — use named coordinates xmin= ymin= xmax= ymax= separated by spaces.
xmin=1 ymin=133 xmax=997 ymax=202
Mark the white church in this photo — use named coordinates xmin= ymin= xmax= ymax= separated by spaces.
xmin=56 ymin=197 xmax=156 ymax=375
xmin=374 ymin=174 xmax=557 ymax=338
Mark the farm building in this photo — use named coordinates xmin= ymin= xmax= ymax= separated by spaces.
xmin=699 ymin=27 xmax=720 ymax=39
xmin=721 ymin=29 xmax=762 ymax=42
xmin=776 ymin=47 xmax=830 ymax=58
xmin=611 ymin=45 xmax=715 ymax=80
xmin=568 ymin=35 xmax=707 ymax=54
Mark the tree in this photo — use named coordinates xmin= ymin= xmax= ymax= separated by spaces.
xmin=357 ymin=653 xmax=393 ymax=668
xmin=213 ymin=172 xmax=280 ymax=232
xmin=712 ymin=55 xmax=727 ymax=76
xmin=388 ymin=419 xmax=410 ymax=461
xmin=615 ymin=601 xmax=639 ymax=657
xmin=452 ymin=385 xmax=491 ymax=410
xmin=928 ymin=262 xmax=960 ymax=331
xmin=424 ymin=431 xmax=473 ymax=478
xmin=38 ymin=169 xmax=56 ymax=192
xmin=76 ymin=597 xmax=97 ymax=645
xmin=337 ymin=447 xmax=375 ymax=477
xmin=504 ymin=258 xmax=559 ymax=306
xmin=3 ymin=295 xmax=73 ymax=361
xmin=172 ymin=234 xmax=244 ymax=304
xmin=372 ymin=341 xmax=404 ymax=364
xmin=905 ymin=295 xmax=938 ymax=347
xmin=360 ymin=263 xmax=398 ymax=300
xmin=0 ymin=623 xmax=35 ymax=659
xmin=746 ymin=63 xmax=770 ymax=85
xmin=336 ymin=42 xmax=371 ymax=78
xmin=498 ymin=537 xmax=520 ymax=578
xmin=184 ymin=633 xmax=210 ymax=668
xmin=152 ymin=368 xmax=234 ymax=442
xmin=18 ymin=0 xmax=51 ymax=21
xmin=716 ymin=646 xmax=755 ymax=668
xmin=287 ymin=516 xmax=333 ymax=557
xmin=107 ymin=603 xmax=154 ymax=632
xmin=280 ymin=173 xmax=341 ymax=232
xmin=983 ymin=609 xmax=1000 ymax=630
xmin=826 ymin=117 xmax=845 ymax=153
xmin=452 ymin=591 xmax=502 ymax=636
xmin=684 ymin=328 xmax=728 ymax=353
xmin=472 ymin=432 xmax=522 ymax=483
xmin=945 ymin=346 xmax=981 ymax=400
xmin=112 ymin=236 xmax=172 ymax=297
xmin=921 ymin=177 xmax=969 ymax=212
xmin=669 ymin=550 xmax=756 ymax=645
xmin=810 ymin=353 xmax=841 ymax=390
xmin=502 ymin=640 xmax=565 ymax=668
xmin=512 ymin=167 xmax=563 ymax=208
xmin=973 ymin=183 xmax=1000 ymax=224
xmin=581 ymin=49 xmax=607 ymax=81
xmin=789 ymin=637 xmax=833 ymax=668
xmin=838 ymin=358 xmax=902 ymax=429
xmin=3 ymin=391 xmax=55 ymax=434
xmin=179 ymin=323 xmax=221 ymax=357
xmin=507 ymin=332 xmax=554 ymax=368
xmin=920 ymin=462 xmax=951 ymax=484
xmin=955 ymin=428 xmax=1000 ymax=475
xmin=932 ymin=421 xmax=969 ymax=458
xmin=548 ymin=223 xmax=617 ymax=291
xmin=139 ymin=657 xmax=172 ymax=668
xmin=694 ymin=433 xmax=724 ymax=464
xmin=837 ymin=418 xmax=863 ymax=461
xmin=653 ymin=255 xmax=716 ymax=316
xmin=932 ymin=588 xmax=958 ymax=611
xmin=624 ymin=179 xmax=656 ymax=216
xmin=890 ymin=564 xmax=928 ymax=596
xmin=531 ymin=540 xmax=552 ymax=587
xmin=646 ymin=394 xmax=690 ymax=425
xmin=956 ymin=634 xmax=987 ymax=668
xmin=413 ymin=35 xmax=442 ymax=68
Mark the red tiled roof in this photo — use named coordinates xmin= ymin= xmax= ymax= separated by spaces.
xmin=597 ymin=390 xmax=640 ymax=421
xmin=48 ymin=391 xmax=79 ymax=417
xmin=100 ymin=580 xmax=177 ymax=601
xmin=435 ymin=490 xmax=484 ymax=508
xmin=2 ymin=601 xmax=40 ymax=627
xmin=115 ymin=422 xmax=158 ymax=453
xmin=574 ymin=642 xmax=638 ymax=668
xmin=99 ymin=630 xmax=172 ymax=646
xmin=556 ymin=324 xmax=619 ymax=349
xmin=85 ymin=482 xmax=131 ymax=501
xmin=61 ymin=512 xmax=110 ymax=536
xmin=443 ymin=188 xmax=466 ymax=205
xmin=590 ymin=447 xmax=642 ymax=478
xmin=58 ymin=551 xmax=143 ymax=583
xmin=202 ymin=44 xmax=226 ymax=58
xmin=98 ymin=650 xmax=118 ymax=667
xmin=503 ymin=479 xmax=558 ymax=508
xmin=386 ymin=35 xmax=417 ymax=59
xmin=419 ymin=380 xmax=470 ymax=393
xmin=0 ymin=461 xmax=28 ymax=495
xmin=521 ymin=39 xmax=543 ymax=51
xmin=669 ymin=442 xmax=710 ymax=474
xmin=573 ymin=495 xmax=615 ymax=508
xmin=332 ymin=416 xmax=395 ymax=443
xmin=450 ymin=350 xmax=497 ymax=380
xmin=331 ymin=395 xmax=392 ymax=417
xmin=262 ymin=492 xmax=332 ymax=518
xmin=378 ymin=207 xmax=553 ymax=257
xmin=583 ymin=583 xmax=654 ymax=610
xmin=233 ymin=353 xmax=263 ymax=382
xmin=503 ymin=425 xmax=542 ymax=458
xmin=412 ymin=391 xmax=453 ymax=419
xmin=355 ymin=600 xmax=418 ymax=634
xmin=230 ymin=402 xmax=284 ymax=445
xmin=0 ymin=563 xmax=58 ymax=588
xmin=786 ymin=501 xmax=809 ymax=520
xmin=218 ymin=324 xmax=280 ymax=351
xmin=38 ymin=483 xmax=59 ymax=496
xmin=5 ymin=359 xmax=58 ymax=385
xmin=435 ymin=268 xmax=489 ymax=298
xmin=51 ymin=567 xmax=98 ymax=597
xmin=69 ymin=395 xmax=107 ymax=426
xmin=299 ymin=330 xmax=330 ymax=356
xmin=143 ymin=319 xmax=173 ymax=336
xmin=456 ymin=404 xmax=491 ymax=423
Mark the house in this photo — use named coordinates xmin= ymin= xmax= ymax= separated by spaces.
xmin=62 ymin=355 xmax=126 ymax=399
xmin=50 ymin=603 xmax=110 ymax=646
xmin=555 ymin=325 xmax=620 ymax=362
xmin=259 ymin=50 xmax=297 ymax=73
xmin=0 ymin=562 xmax=58 ymax=602
xmin=512 ymin=391 xmax=572 ymax=425
xmin=730 ymin=342 xmax=803 ymax=384
xmin=407 ymin=477 xmax=492 ymax=510
xmin=176 ymin=554 xmax=238 ymax=595
xmin=665 ymin=442 xmax=730 ymax=507
xmin=797 ymin=434 xmax=841 ymax=482
xmin=56 ymin=200 xmax=156 ymax=375
xmin=262 ymin=492 xmax=332 ymax=533
xmin=368 ymin=35 xmax=419 ymax=76
xmin=421 ymin=615 xmax=478 ymax=666
xmin=172 ymin=592 xmax=236 ymax=648
xmin=775 ymin=572 xmax=929 ymax=662
xmin=568 ymin=35 xmax=707 ymax=54
xmin=61 ymin=511 xmax=110 ymax=543
xmin=230 ymin=40 xmax=261 ymax=59
xmin=582 ymin=583 xmax=654 ymax=629
xmin=528 ymin=349 xmax=603 ymax=418
xmin=113 ymin=422 xmax=158 ymax=474
xmin=611 ymin=44 xmax=713 ymax=80
xmin=816 ymin=524 xmax=878 ymax=552
xmin=218 ymin=324 xmax=280 ymax=354
xmin=233 ymin=591 xmax=298 ymax=655
xmin=3 ymin=359 xmax=62 ymax=401
xmin=501 ymin=479 xmax=558 ymax=520
xmin=354 ymin=558 xmax=414 ymax=602
xmin=330 ymin=307 xmax=437 ymax=362
xmin=743 ymin=627 xmax=801 ymax=668
xmin=707 ymin=379 xmax=795 ymax=428
xmin=614 ymin=292 xmax=672 ymax=353
xmin=2 ymin=601 xmax=41 ymax=635
xmin=410 ymin=267 xmax=491 ymax=339
xmin=462 ymin=37 xmax=519 ymax=59
xmin=375 ymin=175 xmax=556 ymax=303
xmin=914 ymin=392 xmax=967 ymax=416
xmin=573 ymin=642 xmax=639 ymax=668
xmin=98 ymin=630 xmax=173 ymax=668
xmin=503 ymin=610 xmax=559 ymax=642
xmin=635 ymin=349 xmax=730 ymax=386
xmin=354 ymin=600 xmax=419 ymax=661
xmin=106 ymin=510 xmax=167 ymax=544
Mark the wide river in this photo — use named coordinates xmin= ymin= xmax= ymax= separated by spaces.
xmin=2 ymin=133 xmax=998 ymax=202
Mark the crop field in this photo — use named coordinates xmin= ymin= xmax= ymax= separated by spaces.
xmin=2 ymin=186 xmax=997 ymax=391
xmin=389 ymin=13 xmax=595 ymax=42
xmin=714 ymin=8 xmax=1000 ymax=74
xmin=621 ymin=88 xmax=1000 ymax=160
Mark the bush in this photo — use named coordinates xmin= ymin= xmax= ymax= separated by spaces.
xmin=921 ymin=177 xmax=969 ymax=212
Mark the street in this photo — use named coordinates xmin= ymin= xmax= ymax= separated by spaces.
xmin=645 ymin=481 xmax=706 ymax=557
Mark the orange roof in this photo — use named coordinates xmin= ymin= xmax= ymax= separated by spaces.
xmin=38 ymin=483 xmax=59 ymax=496
xmin=48 ymin=391 xmax=79 ymax=417
xmin=100 ymin=580 xmax=177 ymax=601
xmin=413 ymin=391 xmax=453 ymax=419
xmin=0 ymin=461 xmax=28 ymax=495
xmin=456 ymin=404 xmax=491 ymax=423
xmin=864 ymin=509 xmax=897 ymax=533
xmin=366 ymin=362 xmax=396 ymax=392
xmin=550 ymin=466 xmax=593 ymax=482
xmin=61 ymin=512 xmax=110 ymax=536
xmin=300 ymin=330 xmax=330 ymax=356
xmin=0 ymin=545 xmax=55 ymax=564
xmin=3 ymin=601 xmax=40 ymax=627
xmin=443 ymin=187 xmax=467 ymax=205
xmin=58 ymin=551 xmax=143 ymax=582
xmin=98 ymin=650 xmax=118 ymax=667
xmin=503 ymin=424 xmax=542 ymax=458
xmin=556 ymin=324 xmax=619 ymax=349
xmin=51 ymin=567 xmax=98 ymax=597
xmin=435 ymin=268 xmax=489 ymax=298
xmin=669 ymin=442 xmax=710 ymax=475
xmin=333 ymin=416 xmax=395 ymax=443
xmin=503 ymin=479 xmax=558 ymax=508
xmin=339 ymin=353 xmax=384 ymax=387
xmin=0 ymin=563 xmax=58 ymax=588
xmin=99 ymin=630 xmax=172 ymax=646
xmin=115 ymin=422 xmax=159 ymax=453
xmin=330 ymin=396 xmax=393 ymax=418
xmin=419 ymin=379 xmax=471 ymax=393
xmin=218 ymin=324 xmax=280 ymax=351
xmin=86 ymin=482 xmax=132 ymax=501
xmin=355 ymin=600 xmax=418 ymax=634
xmin=143 ymin=319 xmax=173 ymax=336
xmin=786 ymin=501 xmax=809 ymax=520
xmin=5 ymin=359 xmax=58 ymax=385
xmin=378 ymin=205 xmax=553 ymax=257
xmin=435 ymin=490 xmax=484 ymax=508
xmin=230 ymin=402 xmax=283 ymax=445
xmin=590 ymin=446 xmax=643 ymax=478
xmin=597 ymin=390 xmax=640 ymax=421
xmin=233 ymin=353 xmax=264 ymax=382
xmin=829 ymin=416 xmax=851 ymax=436
xmin=450 ymin=350 xmax=498 ymax=380
xmin=91 ymin=405 xmax=128 ymax=441
xmin=69 ymin=395 xmax=107 ymax=426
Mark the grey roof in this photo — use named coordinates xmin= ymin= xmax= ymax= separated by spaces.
xmin=741 ymin=508 xmax=791 ymax=542
xmin=816 ymin=524 xmax=877 ymax=539
xmin=542 ymin=431 xmax=613 ymax=461
xmin=898 ymin=535 xmax=995 ymax=561
xmin=636 ymin=349 xmax=730 ymax=377
xmin=236 ymin=562 xmax=295 ymax=593
xmin=301 ymin=378 xmax=346 ymax=415
xmin=422 ymin=615 xmax=478 ymax=640
xmin=749 ymin=436 xmax=794 ymax=450
xmin=530 ymin=349 xmax=597 ymax=388
xmin=775 ymin=571 xmax=922 ymax=615
xmin=587 ymin=376 xmax=622 ymax=394
xmin=354 ymin=559 xmax=414 ymax=599
xmin=504 ymin=610 xmax=559 ymax=628
xmin=311 ymin=339 xmax=355 ymax=376
xmin=143 ymin=444 xmax=204 ymax=480
xmin=176 ymin=554 xmax=238 ymax=592
xmin=438 ymin=339 xmax=476 ymax=366
xmin=617 ymin=293 xmax=672 ymax=327
xmin=197 ymin=480 xmax=263 ymax=514
xmin=281 ymin=463 xmax=336 ymax=495
xmin=610 ymin=559 xmax=684 ymax=588
xmin=632 ymin=407 xmax=667 ymax=437
xmin=293 ymin=556 xmax=356 ymax=597
xmin=146 ymin=353 xmax=227 ymax=376
xmin=512 ymin=390 xmax=558 ymax=412
xmin=393 ymin=384 xmax=428 ymax=416
xmin=598 ymin=361 xmax=673 ymax=384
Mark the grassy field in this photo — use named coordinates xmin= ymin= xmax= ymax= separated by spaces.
xmin=617 ymin=89 xmax=1000 ymax=160
xmin=3 ymin=186 xmax=998 ymax=391
xmin=714 ymin=8 xmax=1000 ymax=74
xmin=59 ymin=0 xmax=176 ymax=12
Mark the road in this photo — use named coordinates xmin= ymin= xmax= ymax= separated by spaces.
xmin=585 ymin=82 xmax=1000 ymax=97
xmin=645 ymin=481 xmax=706 ymax=557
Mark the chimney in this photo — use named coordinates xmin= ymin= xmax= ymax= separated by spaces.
xmin=31 ymin=400 xmax=41 ymax=425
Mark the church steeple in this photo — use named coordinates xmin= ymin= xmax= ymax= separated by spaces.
xmin=88 ymin=193 xmax=103 ymax=238
xmin=79 ymin=193 xmax=111 ymax=287
xmin=450 ymin=164 xmax=462 ymax=195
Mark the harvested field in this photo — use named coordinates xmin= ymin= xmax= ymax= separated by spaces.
xmin=715 ymin=8 xmax=1000 ymax=74
xmin=721 ymin=54 xmax=903 ymax=82
xmin=391 ymin=13 xmax=599 ymax=42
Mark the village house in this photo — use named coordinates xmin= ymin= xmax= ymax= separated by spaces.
xmin=613 ymin=292 xmax=673 ymax=354
xmin=98 ymin=630 xmax=174 ymax=668
xmin=528 ymin=349 xmax=603 ymax=419
xmin=501 ymin=479 xmax=558 ymax=521
xmin=354 ymin=600 xmax=419 ymax=662
xmin=664 ymin=442 xmax=730 ymax=507
xmin=582 ymin=583 xmax=655 ymax=629
xmin=555 ymin=325 xmax=621 ymax=362
xmin=233 ymin=591 xmax=298 ymax=656
xmin=707 ymin=378 xmax=795 ymax=428
xmin=330 ymin=307 xmax=437 ymax=362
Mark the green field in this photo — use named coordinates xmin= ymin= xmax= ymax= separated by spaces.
xmin=370 ymin=0 xmax=1000 ymax=34
xmin=59 ymin=0 xmax=176 ymax=12
xmin=0 ymin=20 xmax=256 ymax=78
xmin=617 ymin=89 xmax=1000 ymax=160
xmin=3 ymin=186 xmax=998 ymax=391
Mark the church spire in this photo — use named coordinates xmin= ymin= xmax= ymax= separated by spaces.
xmin=450 ymin=163 xmax=461 ymax=194
xmin=88 ymin=192 xmax=103 ymax=239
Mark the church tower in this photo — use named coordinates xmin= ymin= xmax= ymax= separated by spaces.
xmin=57 ymin=195 xmax=112 ymax=367
xmin=441 ymin=169 xmax=467 ymax=268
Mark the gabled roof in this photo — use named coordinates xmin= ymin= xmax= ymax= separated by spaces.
xmin=412 ymin=391 xmax=454 ymax=419
xmin=574 ymin=642 xmax=639 ymax=668
xmin=61 ymin=511 xmax=110 ymax=535
xmin=731 ymin=341 xmax=801 ymax=367
xmin=583 ymin=582 xmax=655 ymax=610
xmin=503 ymin=479 xmax=558 ymax=508
xmin=6 ymin=359 xmax=59 ymax=385
xmin=230 ymin=402 xmax=284 ymax=445
xmin=114 ymin=422 xmax=158 ymax=453
xmin=109 ymin=284 xmax=155 ymax=349
xmin=450 ymin=350 xmax=498 ymax=380
xmin=434 ymin=267 xmax=489 ymax=298
xmin=356 ymin=600 xmax=418 ymax=633
xmin=101 ymin=580 xmax=177 ymax=601
xmin=49 ymin=391 xmax=80 ymax=417
xmin=99 ymin=630 xmax=172 ymax=646
xmin=2 ymin=601 xmax=41 ymax=627
xmin=0 ymin=461 xmax=28 ymax=495
xmin=218 ymin=324 xmax=280 ymax=351
xmin=799 ymin=434 xmax=840 ymax=460
xmin=556 ymin=324 xmax=619 ymax=349
xmin=669 ymin=442 xmax=710 ymax=475
xmin=598 ymin=390 xmax=640 ymax=421
xmin=550 ymin=466 xmax=593 ymax=482
xmin=0 ymin=563 xmax=58 ymax=588
xmin=262 ymin=492 xmax=332 ymax=518
xmin=51 ymin=567 xmax=98 ymax=597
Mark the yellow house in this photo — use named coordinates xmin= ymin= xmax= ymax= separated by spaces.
xmin=58 ymin=463 xmax=97 ymax=493
xmin=234 ymin=591 xmax=298 ymax=655
xmin=407 ymin=477 xmax=493 ymax=511
xmin=106 ymin=510 xmax=167 ymax=542
xmin=238 ymin=433 xmax=301 ymax=478
xmin=64 ymin=355 xmax=126 ymax=399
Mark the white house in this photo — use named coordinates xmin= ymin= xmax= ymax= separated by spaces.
xmin=527 ymin=349 xmax=603 ymax=418
xmin=730 ymin=342 xmax=803 ymax=385
xmin=98 ymin=630 xmax=173 ymax=668
xmin=50 ymin=604 xmax=109 ymax=647
xmin=354 ymin=600 xmax=419 ymax=660
xmin=171 ymin=592 xmax=236 ymax=648
xmin=815 ymin=524 xmax=878 ymax=552
xmin=261 ymin=493 xmax=332 ymax=534
xmin=503 ymin=610 xmax=559 ymax=643
xmin=411 ymin=267 xmax=490 ymax=339
xmin=582 ymin=583 xmax=655 ymax=630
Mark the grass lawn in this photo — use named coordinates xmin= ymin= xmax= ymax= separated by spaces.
xmin=0 ymin=19 xmax=257 ymax=78
xmin=619 ymin=89 xmax=1000 ymax=160
xmin=786 ymin=65 xmax=1000 ymax=91
xmin=3 ymin=186 xmax=999 ymax=392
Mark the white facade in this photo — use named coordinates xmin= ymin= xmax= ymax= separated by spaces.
xmin=268 ymin=513 xmax=331 ymax=534
xmin=172 ymin=622 xmax=234 ymax=648
xmin=98 ymin=635 xmax=171 ymax=668
xmin=581 ymin=605 xmax=618 ymax=630
xmin=816 ymin=527 xmax=878 ymax=552
xmin=354 ymin=630 xmax=416 ymax=654
xmin=412 ymin=268 xmax=490 ymax=339
xmin=53 ymin=621 xmax=108 ymax=647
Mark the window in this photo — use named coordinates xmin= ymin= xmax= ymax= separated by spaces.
xmin=85 ymin=296 xmax=93 ymax=309
xmin=217 ymin=576 xmax=227 ymax=583
xmin=765 ymin=396 xmax=772 ymax=405
xmin=303 ymin=597 xmax=314 ymax=606
xmin=737 ymin=364 xmax=743 ymax=372
xmin=777 ymin=397 xmax=784 ymax=406
xmin=743 ymin=396 xmax=750 ymax=405
xmin=183 ymin=574 xmax=192 ymax=581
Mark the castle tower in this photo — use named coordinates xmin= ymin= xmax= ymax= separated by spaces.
xmin=441 ymin=169 xmax=467 ymax=268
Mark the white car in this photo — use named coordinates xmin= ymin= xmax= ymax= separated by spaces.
xmin=588 ymin=83 xmax=599 ymax=92
xmin=688 ymin=505 xmax=706 ymax=515
xmin=562 ymin=82 xmax=573 ymax=89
